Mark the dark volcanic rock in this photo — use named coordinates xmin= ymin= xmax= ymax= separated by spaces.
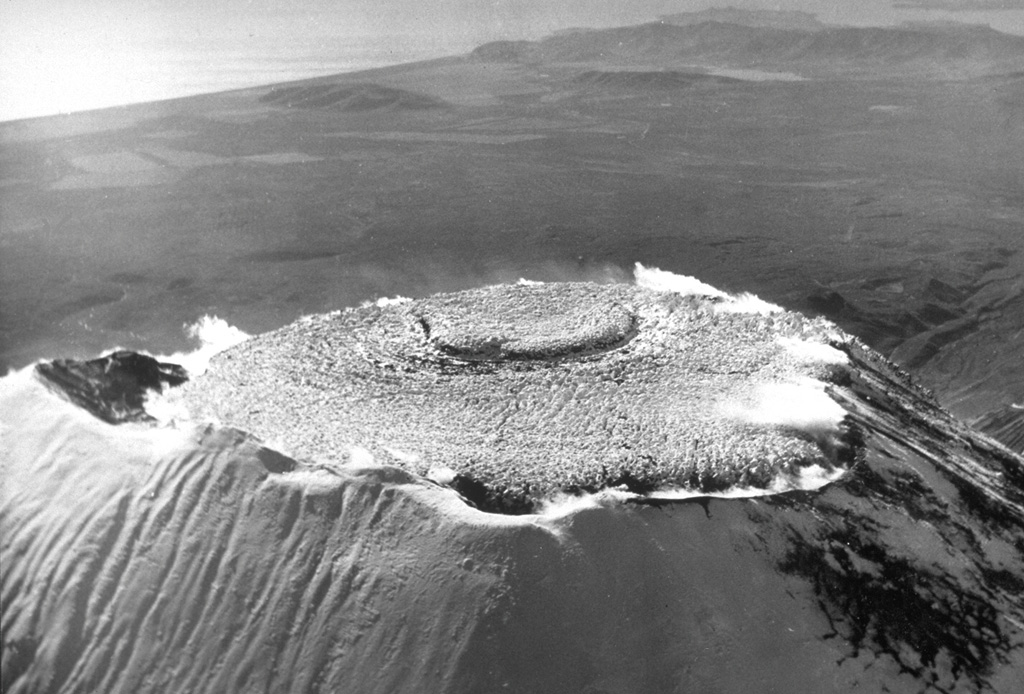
xmin=35 ymin=350 xmax=188 ymax=424
xmin=763 ymin=339 xmax=1024 ymax=691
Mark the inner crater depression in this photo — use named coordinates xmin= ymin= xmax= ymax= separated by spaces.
xmin=420 ymin=283 xmax=638 ymax=361
xmin=181 ymin=275 xmax=858 ymax=512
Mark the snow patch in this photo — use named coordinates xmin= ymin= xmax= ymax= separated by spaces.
xmin=143 ymin=391 xmax=191 ymax=426
xmin=530 ymin=462 xmax=847 ymax=522
xmin=361 ymin=295 xmax=412 ymax=308
xmin=536 ymin=488 xmax=634 ymax=518
xmin=145 ymin=316 xmax=249 ymax=424
xmin=385 ymin=447 xmax=422 ymax=464
xmin=427 ymin=466 xmax=458 ymax=485
xmin=166 ymin=315 xmax=250 ymax=376
xmin=715 ymin=292 xmax=783 ymax=315
xmin=779 ymin=336 xmax=848 ymax=365
xmin=633 ymin=263 xmax=781 ymax=314
xmin=348 ymin=446 xmax=376 ymax=466
xmin=633 ymin=262 xmax=727 ymax=299
xmin=725 ymin=378 xmax=846 ymax=437
xmin=645 ymin=463 xmax=846 ymax=500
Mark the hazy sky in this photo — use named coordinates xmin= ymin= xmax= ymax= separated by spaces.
xmin=2 ymin=1 xmax=1024 ymax=121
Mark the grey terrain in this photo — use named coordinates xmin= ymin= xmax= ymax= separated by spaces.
xmin=3 ymin=11 xmax=1024 ymax=694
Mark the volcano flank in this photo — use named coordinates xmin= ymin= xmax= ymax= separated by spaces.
xmin=4 ymin=10 xmax=1024 ymax=693
xmin=4 ymin=271 xmax=1024 ymax=693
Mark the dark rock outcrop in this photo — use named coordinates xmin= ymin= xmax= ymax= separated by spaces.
xmin=35 ymin=350 xmax=187 ymax=423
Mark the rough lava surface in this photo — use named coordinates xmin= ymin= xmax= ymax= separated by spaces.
xmin=3 ymin=270 xmax=1024 ymax=694
xmin=181 ymin=271 xmax=854 ymax=512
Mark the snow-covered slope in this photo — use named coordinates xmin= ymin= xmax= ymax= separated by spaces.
xmin=3 ymin=273 xmax=1023 ymax=693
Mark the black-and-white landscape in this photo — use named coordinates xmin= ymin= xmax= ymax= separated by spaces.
xmin=2 ymin=6 xmax=1024 ymax=693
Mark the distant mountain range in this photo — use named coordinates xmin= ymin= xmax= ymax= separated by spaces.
xmin=473 ymin=15 xmax=1024 ymax=77
xmin=659 ymin=8 xmax=827 ymax=33
xmin=894 ymin=1 xmax=1022 ymax=10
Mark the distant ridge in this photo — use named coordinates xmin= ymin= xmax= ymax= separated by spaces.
xmin=260 ymin=83 xmax=446 ymax=112
xmin=575 ymin=70 xmax=740 ymax=90
xmin=472 ymin=20 xmax=1024 ymax=77
xmin=660 ymin=7 xmax=827 ymax=32
xmin=469 ymin=40 xmax=538 ymax=63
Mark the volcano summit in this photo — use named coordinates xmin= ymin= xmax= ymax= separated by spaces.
xmin=180 ymin=270 xmax=855 ymax=512
xmin=4 ymin=269 xmax=1024 ymax=693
